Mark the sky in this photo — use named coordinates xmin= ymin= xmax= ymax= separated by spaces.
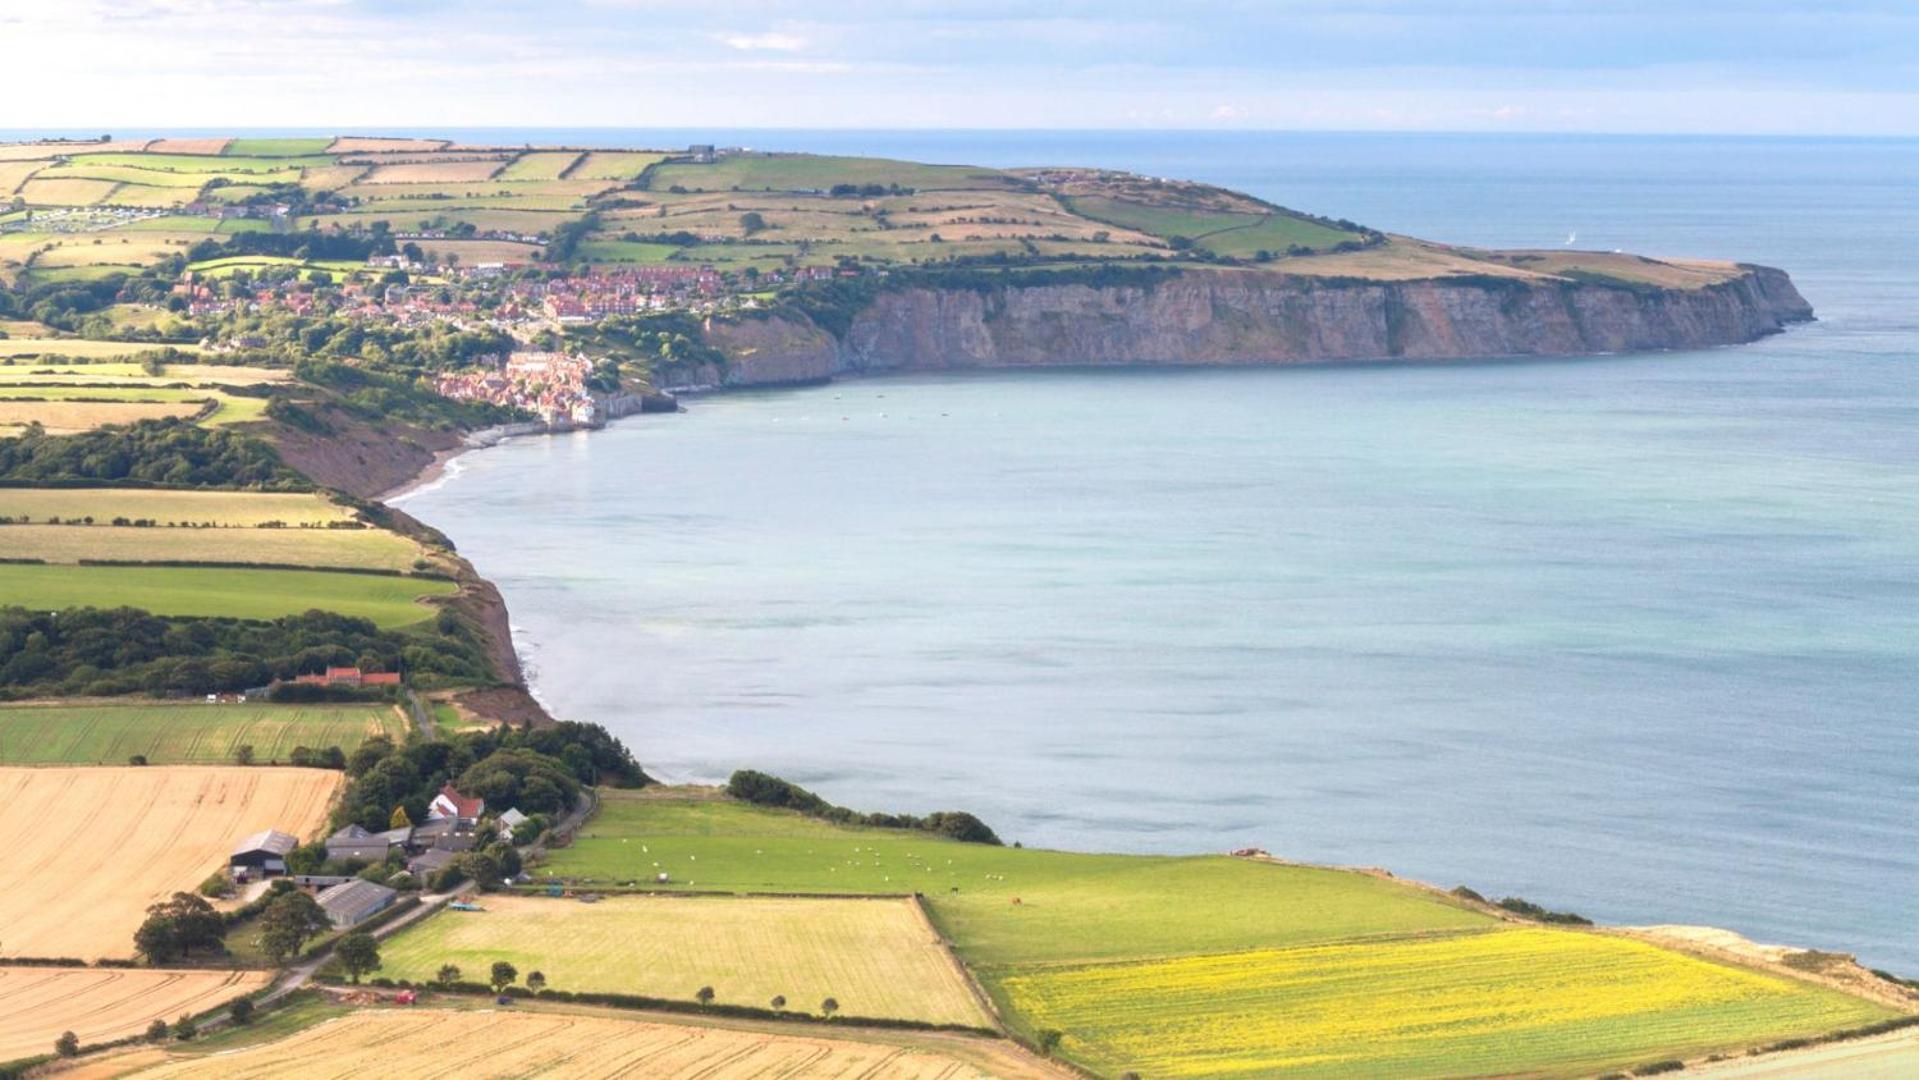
xmin=0 ymin=1 xmax=1914 ymax=135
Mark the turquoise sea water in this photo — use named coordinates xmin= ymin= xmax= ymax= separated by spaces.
xmin=400 ymin=132 xmax=1919 ymax=970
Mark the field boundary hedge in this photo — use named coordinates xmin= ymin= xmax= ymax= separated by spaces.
xmin=71 ymin=559 xmax=453 ymax=581
xmin=331 ymin=981 xmax=999 ymax=1036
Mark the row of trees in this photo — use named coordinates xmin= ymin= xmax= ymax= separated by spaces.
xmin=0 ymin=606 xmax=494 ymax=699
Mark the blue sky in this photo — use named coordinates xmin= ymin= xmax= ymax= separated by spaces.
xmin=2 ymin=1 xmax=1914 ymax=133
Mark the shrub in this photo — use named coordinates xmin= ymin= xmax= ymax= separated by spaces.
xmin=228 ymin=996 xmax=254 ymax=1024
xmin=54 ymin=1032 xmax=78 ymax=1058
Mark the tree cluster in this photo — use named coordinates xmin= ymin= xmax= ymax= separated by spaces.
xmin=0 ymin=606 xmax=493 ymax=699
xmin=0 ymin=418 xmax=305 ymax=488
xmin=726 ymin=770 xmax=1000 ymax=845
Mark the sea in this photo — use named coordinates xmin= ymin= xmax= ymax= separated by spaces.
xmin=390 ymin=130 xmax=1918 ymax=971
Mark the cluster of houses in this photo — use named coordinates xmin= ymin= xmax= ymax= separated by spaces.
xmin=433 ymin=350 xmax=604 ymax=428
xmin=229 ymin=783 xmax=522 ymax=930
xmin=496 ymin=266 xmax=726 ymax=322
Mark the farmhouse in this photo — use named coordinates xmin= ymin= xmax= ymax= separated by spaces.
xmin=316 ymin=879 xmax=398 ymax=929
xmin=290 ymin=666 xmax=401 ymax=688
xmin=427 ymin=783 xmax=483 ymax=825
xmin=229 ymin=829 xmax=298 ymax=880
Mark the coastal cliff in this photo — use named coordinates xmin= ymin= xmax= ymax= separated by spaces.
xmin=691 ymin=264 xmax=1812 ymax=386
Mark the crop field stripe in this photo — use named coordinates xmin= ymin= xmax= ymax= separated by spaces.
xmin=990 ymin=927 xmax=1899 ymax=1079
xmin=0 ymin=563 xmax=457 ymax=627
xmin=0 ymin=967 xmax=269 ymax=1062
xmin=118 ymin=1009 xmax=1019 ymax=1080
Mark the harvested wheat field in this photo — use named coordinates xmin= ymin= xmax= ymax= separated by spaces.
xmin=0 ymin=766 xmax=341 ymax=960
xmin=0 ymin=399 xmax=200 ymax=433
xmin=381 ymin=894 xmax=990 ymax=1025
xmin=122 ymin=1008 xmax=1035 ymax=1079
xmin=0 ymin=968 xmax=266 ymax=1063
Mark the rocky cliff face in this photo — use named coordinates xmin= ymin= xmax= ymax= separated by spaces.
xmin=695 ymin=266 xmax=1812 ymax=386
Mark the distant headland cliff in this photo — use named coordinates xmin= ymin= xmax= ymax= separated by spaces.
xmin=691 ymin=260 xmax=1812 ymax=388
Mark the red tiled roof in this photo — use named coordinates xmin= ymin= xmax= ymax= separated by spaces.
xmin=436 ymin=784 xmax=484 ymax=818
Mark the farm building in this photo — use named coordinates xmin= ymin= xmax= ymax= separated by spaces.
xmin=326 ymin=823 xmax=411 ymax=864
xmin=497 ymin=807 xmax=529 ymax=838
xmin=229 ymin=829 xmax=299 ymax=880
xmin=288 ymin=666 xmax=402 ymax=689
xmin=407 ymin=847 xmax=457 ymax=878
xmin=316 ymin=879 xmax=398 ymax=928
xmin=427 ymin=783 xmax=484 ymax=825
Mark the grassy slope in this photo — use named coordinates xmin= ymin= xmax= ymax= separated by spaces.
xmin=0 ymin=701 xmax=405 ymax=764
xmin=546 ymin=793 xmax=1899 ymax=1079
xmin=0 ymin=563 xmax=456 ymax=627
xmin=545 ymin=793 xmax=1493 ymax=968
xmin=379 ymin=893 xmax=989 ymax=1025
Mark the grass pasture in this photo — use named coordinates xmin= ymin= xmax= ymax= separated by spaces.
xmin=0 ymin=968 xmax=268 ymax=1063
xmin=1066 ymin=194 xmax=1358 ymax=254
xmin=573 ymin=150 xmax=666 ymax=180
xmin=545 ymin=792 xmax=1493 ymax=968
xmin=0 ymin=701 xmax=406 ymax=765
xmin=0 ymin=489 xmax=347 ymax=527
xmin=117 ymin=1007 xmax=1030 ymax=1080
xmin=382 ymin=894 xmax=988 ymax=1024
xmin=0 ymin=765 xmax=340 ymax=958
xmin=225 ymin=137 xmax=335 ymax=157
xmin=0 ymin=563 xmax=457 ymax=626
xmin=0 ymin=521 xmax=424 ymax=571
xmin=497 ymin=151 xmax=581 ymax=181
xmin=993 ymin=928 xmax=1898 ymax=1079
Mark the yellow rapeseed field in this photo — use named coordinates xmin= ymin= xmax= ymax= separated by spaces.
xmin=994 ymin=927 xmax=1897 ymax=1079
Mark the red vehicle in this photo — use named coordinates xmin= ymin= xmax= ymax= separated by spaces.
xmin=393 ymin=990 xmax=416 ymax=1005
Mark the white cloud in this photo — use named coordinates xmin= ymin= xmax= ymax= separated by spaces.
xmin=718 ymin=31 xmax=808 ymax=51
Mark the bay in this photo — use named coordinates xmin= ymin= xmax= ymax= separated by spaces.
xmin=401 ymin=131 xmax=1919 ymax=971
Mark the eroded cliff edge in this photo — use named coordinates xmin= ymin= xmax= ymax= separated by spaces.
xmin=691 ymin=264 xmax=1813 ymax=387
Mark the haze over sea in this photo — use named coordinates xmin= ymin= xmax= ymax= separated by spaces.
xmin=402 ymin=131 xmax=1919 ymax=970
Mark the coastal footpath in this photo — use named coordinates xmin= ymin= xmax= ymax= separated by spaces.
xmin=693 ymin=263 xmax=1813 ymax=385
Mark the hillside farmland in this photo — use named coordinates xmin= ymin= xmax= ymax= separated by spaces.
xmin=0 ymin=968 xmax=267 ymax=1063
xmin=0 ymin=766 xmax=340 ymax=959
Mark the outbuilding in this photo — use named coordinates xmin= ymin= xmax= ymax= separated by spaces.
xmin=315 ymin=879 xmax=398 ymax=929
xmin=229 ymin=829 xmax=299 ymax=880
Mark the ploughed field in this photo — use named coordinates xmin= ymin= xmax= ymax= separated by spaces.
xmin=0 ymin=702 xmax=405 ymax=765
xmin=544 ymin=792 xmax=1899 ymax=1078
xmin=0 ymin=968 xmax=267 ymax=1064
xmin=0 ymin=563 xmax=457 ymax=627
xmin=379 ymin=893 xmax=989 ymax=1026
xmin=0 ymin=766 xmax=340 ymax=959
xmin=111 ymin=1007 xmax=1033 ymax=1079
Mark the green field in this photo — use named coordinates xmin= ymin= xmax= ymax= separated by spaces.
xmin=1066 ymin=194 xmax=1357 ymax=254
xmin=224 ymin=138 xmax=335 ymax=158
xmin=186 ymin=255 xmax=368 ymax=279
xmin=574 ymin=239 xmax=679 ymax=264
xmin=0 ymin=701 xmax=406 ymax=765
xmin=496 ymin=152 xmax=580 ymax=181
xmin=548 ymin=793 xmax=1902 ymax=1078
xmin=544 ymin=793 xmax=1492 ymax=968
xmin=993 ymin=929 xmax=1896 ymax=1079
xmin=381 ymin=893 xmax=989 ymax=1025
xmin=647 ymin=154 xmax=1023 ymax=194
xmin=0 ymin=488 xmax=346 ymax=527
xmin=0 ymin=563 xmax=456 ymax=626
